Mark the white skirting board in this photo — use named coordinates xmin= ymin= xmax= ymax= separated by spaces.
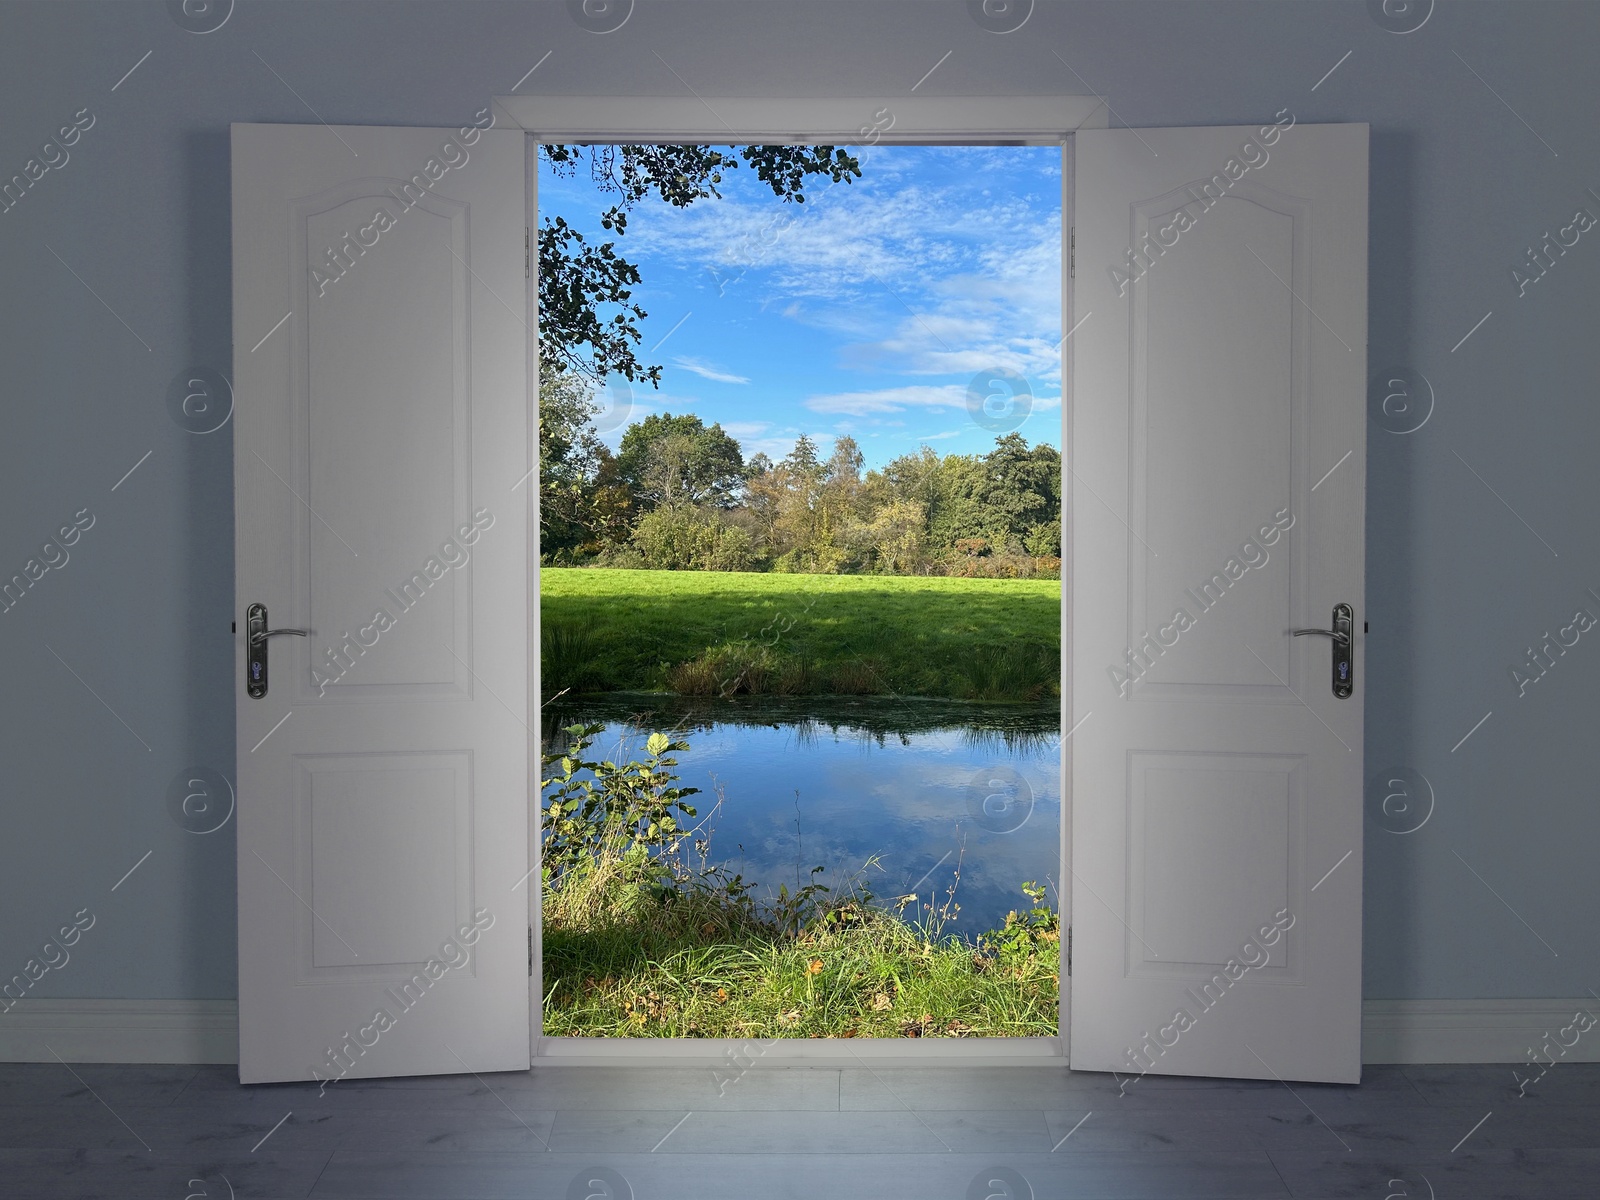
xmin=0 ymin=1000 xmax=240 ymax=1064
xmin=1359 ymin=998 xmax=1600 ymax=1066
xmin=2 ymin=998 xmax=1595 ymax=1066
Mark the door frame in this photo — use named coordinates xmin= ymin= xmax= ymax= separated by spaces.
xmin=512 ymin=94 xmax=1101 ymax=1065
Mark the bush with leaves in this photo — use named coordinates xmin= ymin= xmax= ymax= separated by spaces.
xmin=979 ymin=881 xmax=1060 ymax=965
xmin=541 ymin=723 xmax=701 ymax=891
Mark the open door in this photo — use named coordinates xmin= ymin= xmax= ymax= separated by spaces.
xmin=232 ymin=123 xmax=530 ymax=1083
xmin=1070 ymin=122 xmax=1368 ymax=1083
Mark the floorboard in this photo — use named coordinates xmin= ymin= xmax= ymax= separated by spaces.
xmin=0 ymin=1063 xmax=1590 ymax=1198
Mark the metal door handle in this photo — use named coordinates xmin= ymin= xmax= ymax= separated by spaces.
xmin=1292 ymin=627 xmax=1349 ymax=646
xmin=250 ymin=627 xmax=309 ymax=646
xmin=1294 ymin=603 xmax=1354 ymax=699
xmin=245 ymin=603 xmax=307 ymax=699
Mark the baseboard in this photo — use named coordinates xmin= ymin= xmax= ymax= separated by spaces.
xmin=0 ymin=1000 xmax=238 ymax=1064
xmin=1360 ymin=998 xmax=1600 ymax=1065
xmin=3 ymin=998 xmax=1592 ymax=1066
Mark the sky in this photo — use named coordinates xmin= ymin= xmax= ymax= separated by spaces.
xmin=539 ymin=143 xmax=1062 ymax=471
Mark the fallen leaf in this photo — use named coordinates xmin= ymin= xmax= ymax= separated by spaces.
xmin=807 ymin=959 xmax=824 ymax=975
xmin=870 ymin=992 xmax=893 ymax=1012
xmin=715 ymin=988 xmax=729 ymax=1003
xmin=701 ymin=922 xmax=718 ymax=936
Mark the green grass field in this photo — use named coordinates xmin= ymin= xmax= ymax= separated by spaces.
xmin=540 ymin=568 xmax=1061 ymax=701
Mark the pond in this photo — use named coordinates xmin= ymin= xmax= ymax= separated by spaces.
xmin=541 ymin=693 xmax=1062 ymax=940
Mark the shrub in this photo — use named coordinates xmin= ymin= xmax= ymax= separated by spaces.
xmin=633 ymin=506 xmax=756 ymax=572
xmin=590 ymin=545 xmax=648 ymax=570
xmin=1023 ymin=519 xmax=1062 ymax=558
xmin=706 ymin=524 xmax=755 ymax=572
xmin=541 ymin=724 xmax=702 ymax=919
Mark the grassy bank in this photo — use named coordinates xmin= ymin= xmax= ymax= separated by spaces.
xmin=543 ymin=886 xmax=1061 ymax=1039
xmin=541 ymin=723 xmax=1060 ymax=1039
xmin=540 ymin=567 xmax=1060 ymax=701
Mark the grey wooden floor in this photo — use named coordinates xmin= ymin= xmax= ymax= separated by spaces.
xmin=1 ymin=1062 xmax=1594 ymax=1198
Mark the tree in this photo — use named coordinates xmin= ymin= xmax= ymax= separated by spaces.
xmin=875 ymin=445 xmax=942 ymax=509
xmin=814 ymin=434 xmax=867 ymax=567
xmin=823 ymin=434 xmax=862 ymax=481
xmin=883 ymin=434 xmax=1061 ymax=561
xmin=613 ymin=413 xmax=746 ymax=510
xmin=538 ymin=144 xmax=861 ymax=386
xmin=742 ymin=456 xmax=786 ymax=553
xmin=781 ymin=433 xmax=823 ymax=478
xmin=538 ymin=363 xmax=604 ymax=560
xmin=981 ymin=433 xmax=1061 ymax=546
xmin=860 ymin=498 xmax=928 ymax=574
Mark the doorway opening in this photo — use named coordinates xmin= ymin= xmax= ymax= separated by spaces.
xmin=533 ymin=138 xmax=1068 ymax=1045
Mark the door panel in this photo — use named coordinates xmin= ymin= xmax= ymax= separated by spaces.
xmin=232 ymin=123 xmax=530 ymax=1083
xmin=1071 ymin=123 xmax=1367 ymax=1084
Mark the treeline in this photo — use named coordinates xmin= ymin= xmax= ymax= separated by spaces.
xmin=539 ymin=366 xmax=1062 ymax=577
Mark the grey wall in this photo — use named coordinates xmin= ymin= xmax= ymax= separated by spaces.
xmin=1 ymin=0 xmax=1596 ymax=1004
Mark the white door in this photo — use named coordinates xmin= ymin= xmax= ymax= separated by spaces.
xmin=232 ymin=123 xmax=530 ymax=1084
xmin=1070 ymin=122 xmax=1368 ymax=1083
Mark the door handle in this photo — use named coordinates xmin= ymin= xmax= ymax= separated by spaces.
xmin=245 ymin=603 xmax=308 ymax=699
xmin=1292 ymin=627 xmax=1349 ymax=646
xmin=1293 ymin=603 xmax=1353 ymax=699
xmin=250 ymin=627 xmax=309 ymax=646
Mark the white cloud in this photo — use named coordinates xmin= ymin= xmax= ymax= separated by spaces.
xmin=804 ymin=384 xmax=969 ymax=417
xmin=671 ymin=356 xmax=750 ymax=385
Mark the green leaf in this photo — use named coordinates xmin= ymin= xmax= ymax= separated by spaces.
xmin=645 ymin=731 xmax=670 ymax=757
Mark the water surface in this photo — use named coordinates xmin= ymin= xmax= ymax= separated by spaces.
xmin=542 ymin=693 xmax=1062 ymax=939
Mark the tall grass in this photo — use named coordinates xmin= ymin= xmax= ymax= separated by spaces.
xmin=953 ymin=642 xmax=1059 ymax=702
xmin=665 ymin=642 xmax=892 ymax=698
xmin=541 ymin=618 xmax=603 ymax=695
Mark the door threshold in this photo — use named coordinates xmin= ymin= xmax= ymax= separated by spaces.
xmin=534 ymin=1036 xmax=1064 ymax=1068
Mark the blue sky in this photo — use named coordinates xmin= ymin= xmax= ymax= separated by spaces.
xmin=539 ymin=144 xmax=1062 ymax=471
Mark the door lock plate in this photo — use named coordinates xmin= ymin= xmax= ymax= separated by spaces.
xmin=246 ymin=603 xmax=269 ymax=698
xmin=1330 ymin=603 xmax=1354 ymax=699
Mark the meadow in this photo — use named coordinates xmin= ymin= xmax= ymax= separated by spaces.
xmin=540 ymin=567 xmax=1061 ymax=702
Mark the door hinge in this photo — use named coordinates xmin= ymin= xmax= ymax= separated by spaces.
xmin=525 ymin=228 xmax=530 ymax=278
xmin=1069 ymin=226 xmax=1074 ymax=276
xmin=528 ymin=926 xmax=533 ymax=976
xmin=1065 ymin=925 xmax=1072 ymax=977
